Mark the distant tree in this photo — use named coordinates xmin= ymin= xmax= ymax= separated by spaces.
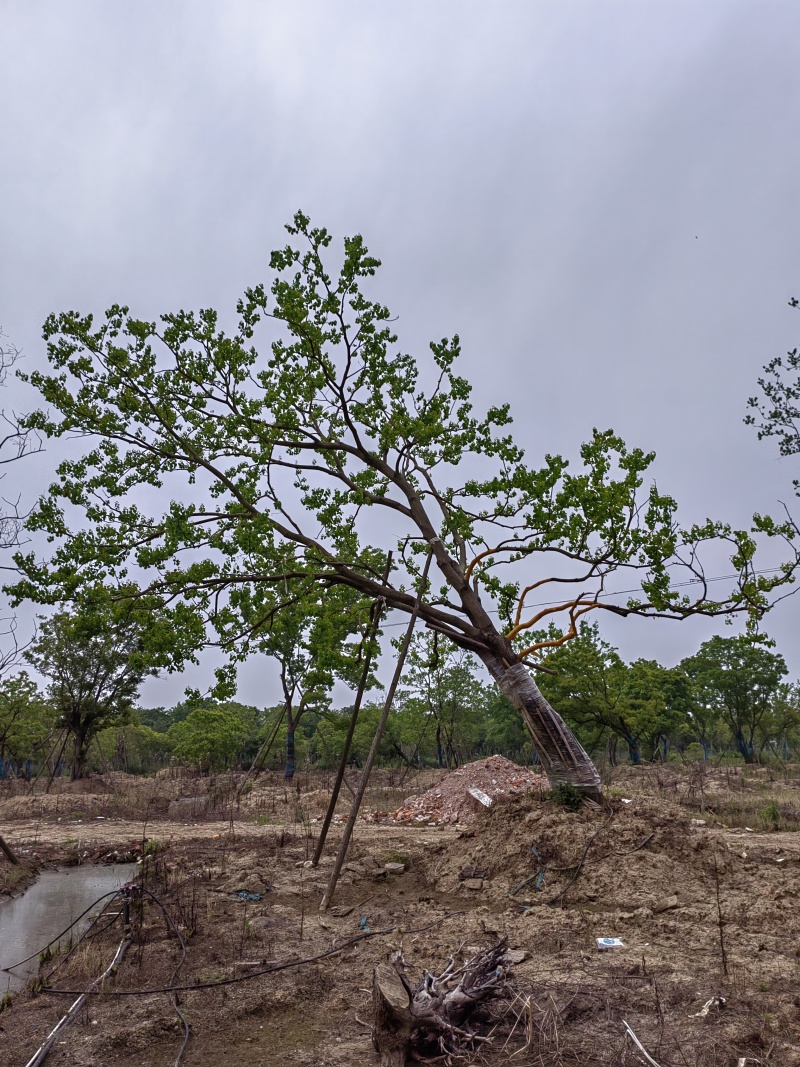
xmin=538 ymin=623 xmax=630 ymax=760
xmin=93 ymin=722 xmax=173 ymax=774
xmin=481 ymin=691 xmax=532 ymax=759
xmin=214 ymin=559 xmax=376 ymax=780
xmin=137 ymin=696 xmax=216 ymax=733
xmin=620 ymin=658 xmax=688 ymax=762
xmin=752 ymin=681 xmax=800 ymax=760
xmin=678 ymin=673 xmax=727 ymax=760
xmin=0 ymin=671 xmax=54 ymax=768
xmin=13 ymin=215 xmax=796 ymax=799
xmin=399 ymin=633 xmax=483 ymax=768
xmin=135 ymin=706 xmax=174 ymax=733
xmin=681 ymin=636 xmax=788 ymax=763
xmin=167 ymin=701 xmax=254 ymax=772
xmin=539 ymin=624 xmax=686 ymax=764
xmin=25 ymin=601 xmax=161 ymax=778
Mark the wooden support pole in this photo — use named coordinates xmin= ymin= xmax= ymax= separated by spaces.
xmin=0 ymin=834 xmax=20 ymax=865
xmin=320 ymin=548 xmax=433 ymax=911
xmin=312 ymin=554 xmax=392 ymax=868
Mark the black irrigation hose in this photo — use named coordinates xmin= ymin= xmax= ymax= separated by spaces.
xmin=81 ymin=906 xmax=123 ymax=944
xmin=42 ymin=911 xmax=466 ymax=997
xmin=1 ymin=890 xmax=123 ymax=973
xmin=40 ymin=892 xmax=124 ymax=982
xmin=140 ymin=887 xmax=190 ymax=1067
xmin=612 ymin=832 xmax=654 ymax=856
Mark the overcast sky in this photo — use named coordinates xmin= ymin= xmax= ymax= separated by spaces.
xmin=1 ymin=1 xmax=799 ymax=707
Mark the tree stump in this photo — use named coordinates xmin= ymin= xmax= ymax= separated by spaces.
xmin=372 ymin=941 xmax=512 ymax=1065
xmin=372 ymin=962 xmax=413 ymax=1066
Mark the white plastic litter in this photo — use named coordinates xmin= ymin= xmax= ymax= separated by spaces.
xmin=623 ymin=1021 xmax=662 ymax=1067
xmin=690 ymin=995 xmax=725 ymax=1018
xmin=596 ymin=937 xmax=625 ymax=950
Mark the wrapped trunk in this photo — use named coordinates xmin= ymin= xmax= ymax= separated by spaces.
xmin=479 ymin=652 xmax=603 ymax=800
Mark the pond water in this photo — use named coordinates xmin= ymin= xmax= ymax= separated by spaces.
xmin=0 ymin=863 xmax=139 ymax=992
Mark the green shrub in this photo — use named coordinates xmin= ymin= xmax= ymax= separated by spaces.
xmin=549 ymin=783 xmax=584 ymax=812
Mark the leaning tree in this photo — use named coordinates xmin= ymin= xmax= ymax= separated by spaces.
xmin=11 ymin=214 xmax=798 ymax=797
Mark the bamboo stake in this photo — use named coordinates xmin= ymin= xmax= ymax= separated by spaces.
xmin=312 ymin=554 xmax=392 ymax=867
xmin=320 ymin=548 xmax=433 ymax=911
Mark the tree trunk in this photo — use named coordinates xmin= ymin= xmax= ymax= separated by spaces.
xmin=479 ymin=654 xmax=603 ymax=799
xmin=0 ymin=834 xmax=20 ymax=865
xmin=71 ymin=722 xmax=89 ymax=780
xmin=626 ymin=736 xmax=642 ymax=765
xmin=284 ymin=726 xmax=296 ymax=780
xmin=735 ymin=731 xmax=755 ymax=763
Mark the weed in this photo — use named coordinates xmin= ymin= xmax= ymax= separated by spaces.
xmin=385 ymin=849 xmax=410 ymax=866
xmin=549 ymin=783 xmax=584 ymax=812
xmin=760 ymin=799 xmax=781 ymax=831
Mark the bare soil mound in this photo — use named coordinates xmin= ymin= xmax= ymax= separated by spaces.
xmin=391 ymin=755 xmax=547 ymax=825
xmin=420 ymin=788 xmax=800 ymax=1064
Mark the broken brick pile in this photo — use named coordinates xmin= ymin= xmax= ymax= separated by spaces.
xmin=391 ymin=755 xmax=547 ymax=825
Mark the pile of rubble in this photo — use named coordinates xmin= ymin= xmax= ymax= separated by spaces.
xmin=392 ymin=755 xmax=547 ymax=825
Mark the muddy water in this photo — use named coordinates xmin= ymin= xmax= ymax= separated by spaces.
xmin=0 ymin=863 xmax=138 ymax=991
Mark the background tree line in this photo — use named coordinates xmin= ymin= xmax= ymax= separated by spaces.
xmin=2 ymin=618 xmax=798 ymax=781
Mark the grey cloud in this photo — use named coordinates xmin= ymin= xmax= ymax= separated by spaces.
xmin=1 ymin=0 xmax=798 ymax=704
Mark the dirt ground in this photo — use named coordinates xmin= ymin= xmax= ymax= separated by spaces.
xmin=2 ymin=762 xmax=800 ymax=1066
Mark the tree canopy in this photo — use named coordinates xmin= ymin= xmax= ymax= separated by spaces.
xmin=24 ymin=599 xmax=163 ymax=777
xmin=11 ymin=214 xmax=798 ymax=795
xmin=681 ymin=635 xmax=788 ymax=763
